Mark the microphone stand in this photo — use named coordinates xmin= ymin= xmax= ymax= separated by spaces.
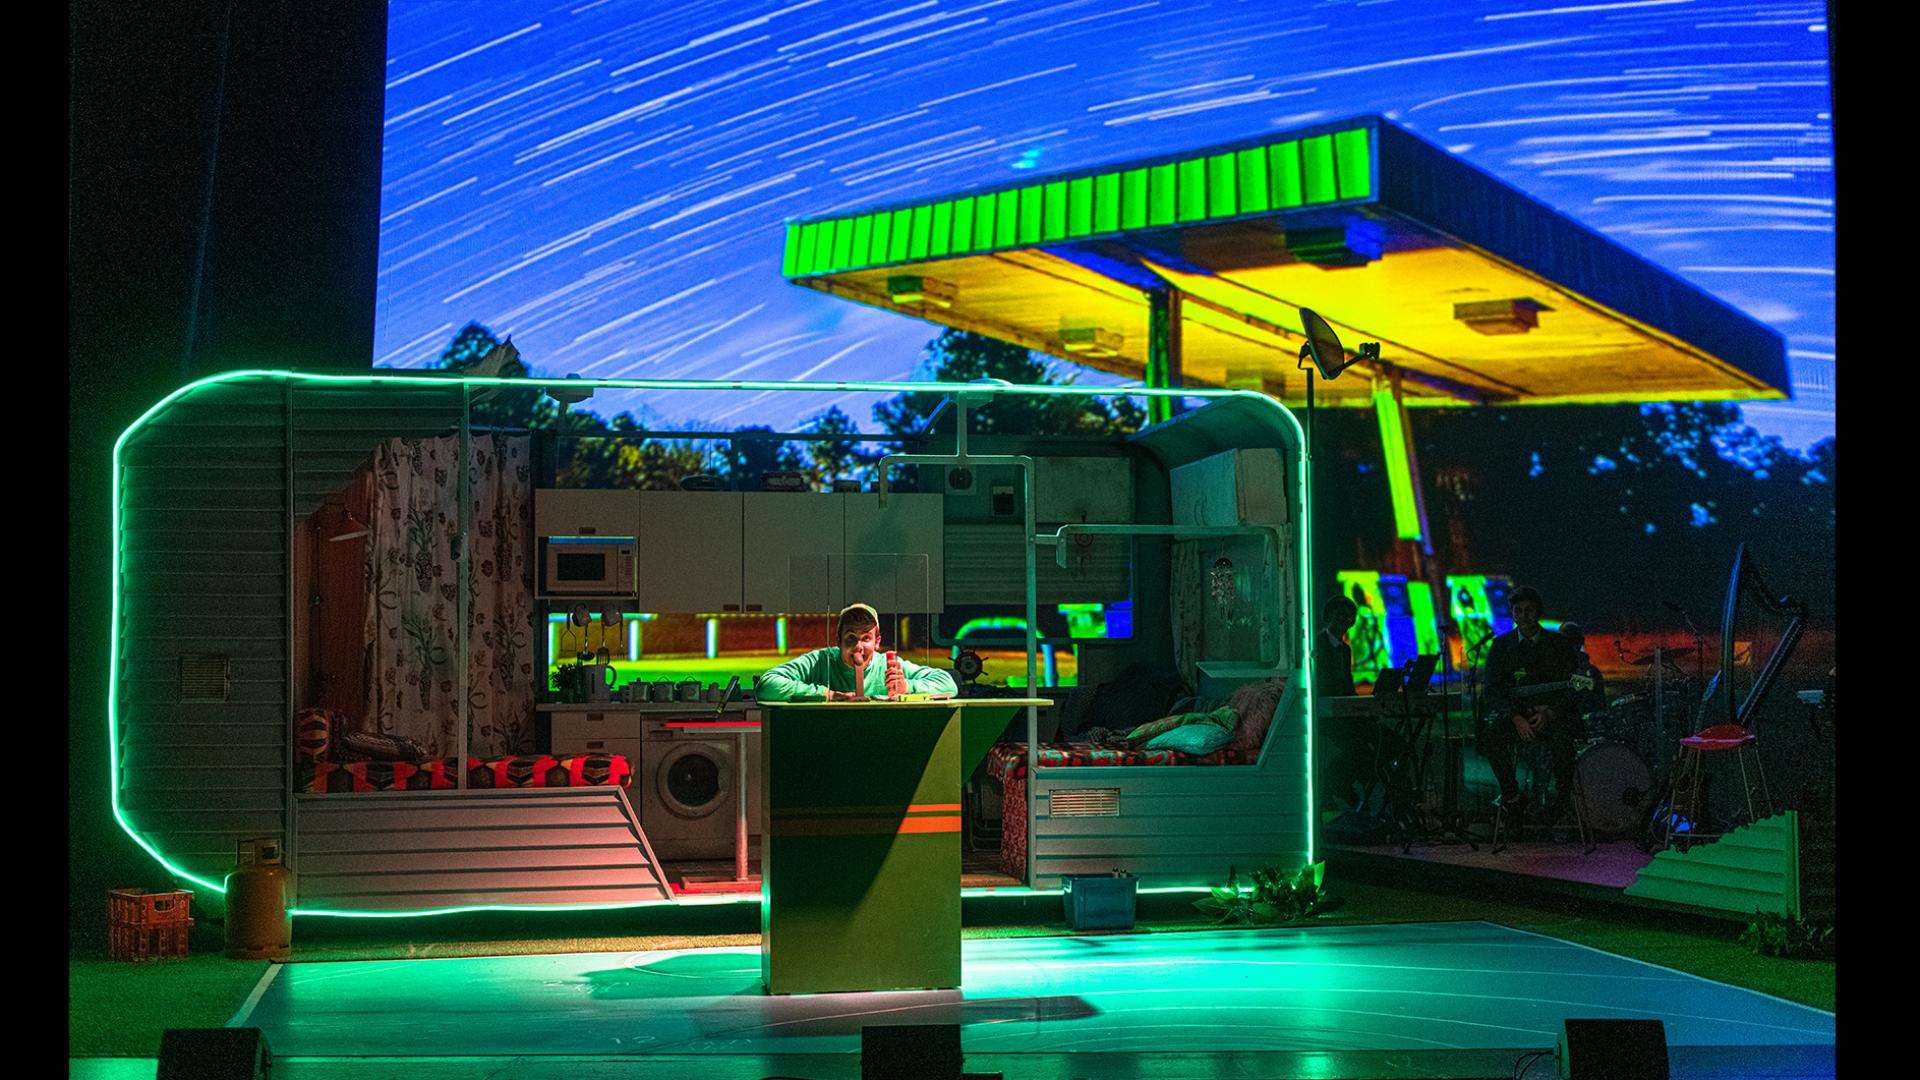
xmin=1463 ymin=630 xmax=1496 ymax=840
xmin=1428 ymin=618 xmax=1478 ymax=848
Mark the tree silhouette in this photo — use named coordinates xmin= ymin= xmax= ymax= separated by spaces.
xmin=797 ymin=406 xmax=869 ymax=490
xmin=873 ymin=329 xmax=1143 ymax=437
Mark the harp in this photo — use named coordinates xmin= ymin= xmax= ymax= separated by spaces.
xmin=1714 ymin=543 xmax=1808 ymax=730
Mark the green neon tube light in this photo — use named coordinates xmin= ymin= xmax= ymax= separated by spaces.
xmin=112 ymin=372 xmax=1312 ymax=914
xmin=1372 ymin=381 xmax=1422 ymax=542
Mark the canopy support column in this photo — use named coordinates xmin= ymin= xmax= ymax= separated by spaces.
xmin=1146 ymin=286 xmax=1185 ymax=424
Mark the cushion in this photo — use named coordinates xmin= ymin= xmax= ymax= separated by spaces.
xmin=302 ymin=758 xmax=457 ymax=793
xmin=468 ymin=754 xmax=633 ymax=788
xmin=1142 ymin=721 xmax=1234 ymax=755
xmin=986 ymin=741 xmax=1244 ymax=781
xmin=336 ymin=730 xmax=430 ymax=762
xmin=294 ymin=708 xmax=337 ymax=762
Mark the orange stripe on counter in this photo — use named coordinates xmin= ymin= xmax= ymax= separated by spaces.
xmin=773 ymin=804 xmax=963 ymax=819
xmin=772 ymin=815 xmax=962 ymax=837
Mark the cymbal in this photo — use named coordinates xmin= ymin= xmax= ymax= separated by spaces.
xmin=1625 ymin=647 xmax=1694 ymax=665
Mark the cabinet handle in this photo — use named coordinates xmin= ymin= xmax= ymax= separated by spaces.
xmin=745 ymin=604 xmax=762 ymax=612
xmin=586 ymin=713 xmax=604 ymax=722
xmin=587 ymin=740 xmax=605 ymax=750
xmin=723 ymin=604 xmax=740 ymax=612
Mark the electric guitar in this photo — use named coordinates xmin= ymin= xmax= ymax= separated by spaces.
xmin=1483 ymin=673 xmax=1596 ymax=735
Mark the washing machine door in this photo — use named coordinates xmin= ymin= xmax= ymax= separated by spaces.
xmin=656 ymin=742 xmax=731 ymax=820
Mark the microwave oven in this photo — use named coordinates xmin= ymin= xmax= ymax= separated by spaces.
xmin=543 ymin=537 xmax=638 ymax=595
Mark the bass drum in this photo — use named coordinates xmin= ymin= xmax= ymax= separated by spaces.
xmin=1576 ymin=740 xmax=1654 ymax=837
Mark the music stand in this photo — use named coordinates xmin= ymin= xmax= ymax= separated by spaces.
xmin=1368 ymin=667 xmax=1426 ymax=849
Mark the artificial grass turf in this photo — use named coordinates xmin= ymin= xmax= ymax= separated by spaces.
xmin=69 ymin=874 xmax=1833 ymax=1058
xmin=69 ymin=953 xmax=269 ymax=1057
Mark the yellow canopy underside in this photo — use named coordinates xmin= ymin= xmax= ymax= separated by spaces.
xmin=795 ymin=234 xmax=1782 ymax=408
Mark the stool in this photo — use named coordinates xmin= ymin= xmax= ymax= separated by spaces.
xmin=1664 ymin=723 xmax=1771 ymax=850
xmin=1490 ymin=745 xmax=1592 ymax=854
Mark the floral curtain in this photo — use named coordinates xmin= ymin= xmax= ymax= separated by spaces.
xmin=1170 ymin=541 xmax=1204 ymax=690
xmin=363 ymin=434 xmax=535 ymax=759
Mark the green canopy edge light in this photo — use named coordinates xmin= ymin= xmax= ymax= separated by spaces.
xmin=112 ymin=370 xmax=1313 ymax=918
xmin=781 ymin=129 xmax=1372 ymax=278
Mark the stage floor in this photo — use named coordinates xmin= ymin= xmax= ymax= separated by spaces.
xmin=214 ymin=921 xmax=1830 ymax=1076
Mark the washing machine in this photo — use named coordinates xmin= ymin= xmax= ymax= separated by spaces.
xmin=639 ymin=719 xmax=762 ymax=861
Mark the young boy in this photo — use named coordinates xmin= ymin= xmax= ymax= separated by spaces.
xmin=756 ymin=603 xmax=957 ymax=702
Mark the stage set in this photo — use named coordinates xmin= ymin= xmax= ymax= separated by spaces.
xmin=73 ymin=8 xmax=1836 ymax=1080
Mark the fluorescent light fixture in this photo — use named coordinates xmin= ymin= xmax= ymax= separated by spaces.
xmin=887 ymin=275 xmax=957 ymax=307
xmin=1058 ymin=326 xmax=1123 ymax=358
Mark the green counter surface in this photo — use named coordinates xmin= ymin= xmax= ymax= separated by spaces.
xmin=758 ymin=699 xmax=1044 ymax=995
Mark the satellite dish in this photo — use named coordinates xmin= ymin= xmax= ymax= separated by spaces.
xmin=1298 ymin=308 xmax=1360 ymax=380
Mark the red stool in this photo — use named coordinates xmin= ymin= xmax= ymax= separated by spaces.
xmin=1664 ymin=723 xmax=1772 ymax=850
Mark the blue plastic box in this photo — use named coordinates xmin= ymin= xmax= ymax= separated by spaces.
xmin=1061 ymin=871 xmax=1138 ymax=931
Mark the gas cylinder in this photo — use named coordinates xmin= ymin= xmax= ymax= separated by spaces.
xmin=224 ymin=837 xmax=292 ymax=960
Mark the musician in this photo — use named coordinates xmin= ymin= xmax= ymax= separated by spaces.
xmin=1316 ymin=596 xmax=1359 ymax=697
xmin=1479 ymin=586 xmax=1582 ymax=821
xmin=1316 ymin=596 xmax=1408 ymax=812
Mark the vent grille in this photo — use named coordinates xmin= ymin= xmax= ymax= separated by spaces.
xmin=179 ymin=655 xmax=232 ymax=702
xmin=1050 ymin=788 xmax=1120 ymax=817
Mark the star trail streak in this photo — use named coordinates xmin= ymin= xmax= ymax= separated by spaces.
xmin=375 ymin=0 xmax=1834 ymax=447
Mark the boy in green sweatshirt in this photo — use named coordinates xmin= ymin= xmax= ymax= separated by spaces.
xmin=756 ymin=603 xmax=957 ymax=702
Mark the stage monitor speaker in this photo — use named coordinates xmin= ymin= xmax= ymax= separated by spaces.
xmin=1557 ymin=1018 xmax=1668 ymax=1079
xmin=156 ymin=1027 xmax=272 ymax=1080
xmin=862 ymin=1023 xmax=961 ymax=1080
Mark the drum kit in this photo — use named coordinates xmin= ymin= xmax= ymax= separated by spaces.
xmin=1563 ymin=646 xmax=1698 ymax=840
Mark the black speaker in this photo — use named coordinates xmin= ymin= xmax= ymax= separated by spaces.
xmin=862 ymin=1023 xmax=961 ymax=1080
xmin=156 ymin=1027 xmax=272 ymax=1080
xmin=1557 ymin=1019 xmax=1668 ymax=1079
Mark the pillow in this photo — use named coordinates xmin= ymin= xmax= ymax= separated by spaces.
xmin=1226 ymin=679 xmax=1288 ymax=759
xmin=1142 ymin=721 xmax=1234 ymax=755
xmin=336 ymin=730 xmax=430 ymax=762
xmin=1121 ymin=713 xmax=1199 ymax=745
xmin=1122 ymin=705 xmax=1237 ymax=746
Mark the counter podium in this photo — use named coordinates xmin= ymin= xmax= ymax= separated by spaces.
xmin=757 ymin=698 xmax=1045 ymax=995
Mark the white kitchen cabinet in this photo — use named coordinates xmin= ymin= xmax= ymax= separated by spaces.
xmin=637 ymin=492 xmax=743 ymax=612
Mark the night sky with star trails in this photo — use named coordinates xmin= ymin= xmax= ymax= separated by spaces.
xmin=374 ymin=0 xmax=1834 ymax=449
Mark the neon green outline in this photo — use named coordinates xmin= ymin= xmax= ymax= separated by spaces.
xmin=112 ymin=372 xmax=1312 ymax=916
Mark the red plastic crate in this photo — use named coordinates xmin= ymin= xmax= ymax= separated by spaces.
xmin=108 ymin=919 xmax=194 ymax=962
xmin=107 ymin=888 xmax=194 ymax=926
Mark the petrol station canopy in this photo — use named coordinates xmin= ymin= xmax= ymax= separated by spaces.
xmin=781 ymin=115 xmax=1788 ymax=408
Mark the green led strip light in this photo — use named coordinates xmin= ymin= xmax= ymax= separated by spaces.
xmin=113 ymin=372 xmax=1313 ymax=916
xmin=782 ymin=126 xmax=1374 ymax=278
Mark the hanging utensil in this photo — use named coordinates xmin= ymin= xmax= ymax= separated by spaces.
xmin=571 ymin=603 xmax=593 ymax=663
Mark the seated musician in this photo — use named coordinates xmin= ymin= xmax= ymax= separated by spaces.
xmin=757 ymin=603 xmax=957 ymax=702
xmin=1316 ymin=596 xmax=1389 ymax=810
xmin=1479 ymin=586 xmax=1582 ymax=822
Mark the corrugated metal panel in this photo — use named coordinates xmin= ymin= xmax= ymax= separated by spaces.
xmin=290 ymin=382 xmax=466 ymax=514
xmin=1029 ymin=758 xmax=1311 ymax=888
xmin=1624 ymin=811 xmax=1800 ymax=918
xmin=292 ymin=789 xmax=672 ymax=911
xmin=945 ymin=523 xmax=1129 ymax=605
xmin=118 ymin=379 xmax=293 ymax=891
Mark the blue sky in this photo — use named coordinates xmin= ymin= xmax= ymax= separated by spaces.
xmin=374 ymin=0 xmax=1834 ymax=449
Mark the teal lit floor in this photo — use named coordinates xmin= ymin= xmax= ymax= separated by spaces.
xmin=190 ymin=921 xmax=1833 ymax=1077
